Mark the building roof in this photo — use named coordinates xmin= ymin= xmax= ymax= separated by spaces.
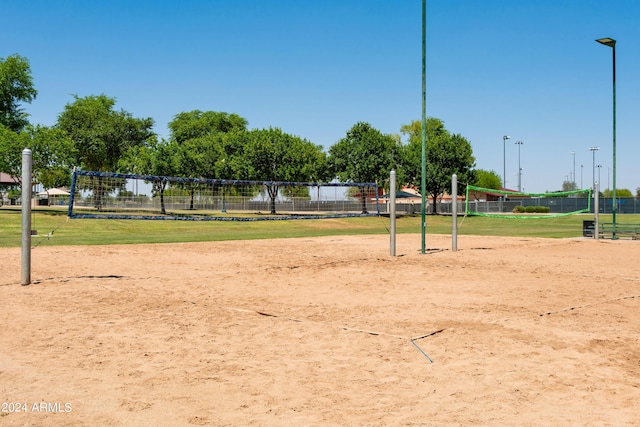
xmin=0 ymin=172 xmax=19 ymax=186
xmin=381 ymin=190 xmax=422 ymax=199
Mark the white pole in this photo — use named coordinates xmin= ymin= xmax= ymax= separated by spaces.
xmin=390 ymin=170 xmax=396 ymax=256
xmin=452 ymin=174 xmax=457 ymax=252
xmin=21 ymin=148 xmax=32 ymax=286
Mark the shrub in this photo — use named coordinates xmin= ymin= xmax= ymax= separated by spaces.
xmin=512 ymin=205 xmax=551 ymax=214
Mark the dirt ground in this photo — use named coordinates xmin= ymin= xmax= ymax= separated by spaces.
xmin=1 ymin=234 xmax=639 ymax=426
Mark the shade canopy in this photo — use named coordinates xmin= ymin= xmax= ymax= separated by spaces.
xmin=38 ymin=188 xmax=70 ymax=196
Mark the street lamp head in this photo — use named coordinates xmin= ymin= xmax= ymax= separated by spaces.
xmin=596 ymin=37 xmax=616 ymax=48
xmin=515 ymin=140 xmax=523 ymax=145
xmin=503 ymin=135 xmax=510 ymax=140
xmin=589 ymin=147 xmax=600 ymax=151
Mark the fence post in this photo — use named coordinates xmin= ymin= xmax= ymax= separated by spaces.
xmin=390 ymin=170 xmax=396 ymax=256
xmin=452 ymin=174 xmax=457 ymax=252
xmin=21 ymin=148 xmax=32 ymax=286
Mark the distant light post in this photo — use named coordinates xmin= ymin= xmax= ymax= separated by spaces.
xmin=596 ymin=37 xmax=617 ymax=237
xmin=589 ymin=147 xmax=600 ymax=190
xmin=570 ymin=151 xmax=576 ymax=185
xmin=581 ymin=164 xmax=584 ymax=189
xmin=597 ymin=164 xmax=602 ymax=193
xmin=502 ymin=135 xmax=510 ymax=189
xmin=515 ymin=141 xmax=523 ymax=192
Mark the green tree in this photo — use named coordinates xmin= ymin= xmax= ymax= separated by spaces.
xmin=167 ymin=111 xmax=248 ymax=209
xmin=401 ymin=118 xmax=476 ymax=213
xmin=0 ymin=125 xmax=24 ymax=180
xmin=168 ymin=110 xmax=246 ymax=180
xmin=0 ymin=54 xmax=37 ymax=132
xmin=172 ymin=135 xmax=229 ymax=209
xmin=604 ymin=188 xmax=632 ymax=197
xmin=401 ymin=118 xmax=445 ymax=188
xmin=562 ymin=180 xmax=578 ymax=192
xmin=120 ymin=136 xmax=177 ymax=214
xmin=328 ymin=122 xmax=400 ymax=213
xmin=236 ymin=127 xmax=327 ymax=214
xmin=57 ymin=94 xmax=155 ymax=172
xmin=473 ymin=169 xmax=502 ymax=190
xmin=0 ymin=124 xmax=75 ymax=188
xmin=168 ymin=110 xmax=248 ymax=143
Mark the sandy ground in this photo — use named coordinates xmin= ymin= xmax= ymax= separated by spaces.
xmin=1 ymin=234 xmax=639 ymax=426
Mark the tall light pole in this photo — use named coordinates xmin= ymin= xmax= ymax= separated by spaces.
xmin=589 ymin=147 xmax=600 ymax=191
xmin=502 ymin=135 xmax=510 ymax=189
xmin=420 ymin=0 xmax=426 ymax=253
xmin=580 ymin=165 xmax=584 ymax=189
xmin=596 ymin=37 xmax=617 ymax=237
xmin=570 ymin=151 xmax=576 ymax=185
xmin=597 ymin=165 xmax=602 ymax=192
xmin=515 ymin=141 xmax=523 ymax=192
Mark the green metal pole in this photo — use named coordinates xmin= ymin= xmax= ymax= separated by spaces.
xmin=596 ymin=37 xmax=617 ymax=239
xmin=612 ymin=43 xmax=617 ymax=239
xmin=421 ymin=0 xmax=427 ymax=254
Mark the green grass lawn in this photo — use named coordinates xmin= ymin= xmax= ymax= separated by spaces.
xmin=1 ymin=207 xmax=637 ymax=247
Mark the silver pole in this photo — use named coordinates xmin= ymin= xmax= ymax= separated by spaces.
xmin=589 ymin=147 xmax=599 ymax=190
xmin=502 ymin=135 xmax=510 ymax=189
xmin=390 ymin=170 xmax=396 ymax=256
xmin=515 ymin=141 xmax=523 ymax=192
xmin=21 ymin=148 xmax=32 ymax=286
xmin=571 ymin=151 xmax=576 ymax=186
xmin=452 ymin=174 xmax=457 ymax=252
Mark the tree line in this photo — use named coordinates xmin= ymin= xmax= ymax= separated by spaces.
xmin=8 ymin=53 xmax=593 ymax=214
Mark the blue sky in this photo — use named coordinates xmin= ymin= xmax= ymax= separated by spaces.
xmin=2 ymin=0 xmax=639 ymax=193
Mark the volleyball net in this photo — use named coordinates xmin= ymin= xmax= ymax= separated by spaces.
xmin=67 ymin=170 xmax=380 ymax=221
xmin=465 ymin=185 xmax=592 ymax=219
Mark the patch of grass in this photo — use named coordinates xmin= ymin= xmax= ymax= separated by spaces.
xmin=1 ymin=207 xmax=637 ymax=247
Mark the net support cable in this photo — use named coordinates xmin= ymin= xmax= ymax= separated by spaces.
xmin=465 ymin=185 xmax=592 ymax=219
